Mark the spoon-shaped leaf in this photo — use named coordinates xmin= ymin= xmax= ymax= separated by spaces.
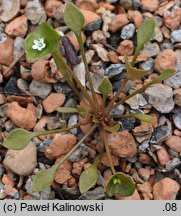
xmin=106 ymin=172 xmax=136 ymax=197
xmin=56 ymin=107 xmax=78 ymax=113
xmin=63 ymin=3 xmax=84 ymax=35
xmin=3 ymin=128 xmax=37 ymax=150
xmin=98 ymin=76 xmax=113 ymax=97
xmin=104 ymin=124 xmax=120 ymax=133
xmin=33 ymin=164 xmax=59 ymax=192
xmin=130 ymin=113 xmax=155 ymax=123
xmin=25 ymin=22 xmax=60 ymax=60
xmin=79 ymin=164 xmax=98 ymax=194
xmin=125 ymin=56 xmax=148 ymax=80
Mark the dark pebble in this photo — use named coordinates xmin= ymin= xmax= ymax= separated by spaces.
xmin=78 ymin=187 xmax=105 ymax=200
xmin=4 ymin=77 xmax=20 ymax=94
xmin=85 ymin=19 xmax=102 ymax=32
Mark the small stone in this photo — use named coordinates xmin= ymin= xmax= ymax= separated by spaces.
xmin=137 ymin=182 xmax=153 ymax=200
xmin=0 ymin=0 xmax=20 ymax=22
xmin=31 ymin=60 xmax=57 ymax=83
xmin=3 ymin=143 xmax=37 ymax=176
xmin=153 ymin=27 xmax=163 ymax=43
xmin=73 ymin=62 xmax=86 ymax=86
xmin=72 ymin=158 xmax=87 ymax=176
xmin=120 ymin=23 xmax=136 ymax=39
xmin=110 ymin=104 xmax=125 ymax=116
xmin=116 ymin=189 xmax=141 ymax=200
xmin=0 ymin=165 xmax=5 ymax=179
xmin=7 ymin=102 xmax=37 ymax=130
xmin=4 ymin=77 xmax=20 ymax=95
xmin=76 ymin=0 xmax=98 ymax=12
xmin=107 ymin=51 xmax=120 ymax=63
xmin=165 ymin=136 xmax=181 ymax=153
xmin=14 ymin=37 xmax=24 ymax=61
xmin=150 ymin=125 xmax=171 ymax=144
xmin=141 ymin=0 xmax=159 ymax=12
xmin=92 ymin=43 xmax=109 ymax=62
xmin=42 ymin=93 xmax=65 ymax=113
xmin=86 ymin=19 xmax=102 ymax=32
xmin=0 ymin=35 xmax=14 ymax=66
xmin=154 ymin=49 xmax=176 ymax=74
xmin=68 ymin=114 xmax=78 ymax=134
xmin=145 ymin=84 xmax=174 ymax=113
xmin=66 ymin=31 xmax=86 ymax=51
xmin=25 ymin=0 xmax=47 ymax=25
xmin=107 ymin=131 xmax=137 ymax=158
xmin=127 ymin=10 xmax=143 ymax=28
xmin=171 ymin=30 xmax=181 ymax=43
xmin=117 ymin=40 xmax=134 ymax=56
xmin=53 ymin=82 xmax=71 ymax=94
xmin=78 ymin=187 xmax=105 ymax=200
xmin=153 ymin=177 xmax=180 ymax=200
xmin=105 ymin=64 xmax=125 ymax=78
xmin=45 ymin=0 xmax=62 ymax=18
xmin=138 ymin=168 xmax=151 ymax=181
xmin=54 ymin=168 xmax=71 ymax=184
xmin=5 ymin=15 xmax=28 ymax=37
xmin=69 ymin=143 xmax=89 ymax=162
xmin=109 ymin=14 xmax=129 ymax=32
xmin=163 ymin=7 xmax=181 ymax=30
xmin=174 ymin=89 xmax=181 ymax=106
xmin=141 ymin=42 xmax=160 ymax=58
xmin=29 ymin=80 xmax=52 ymax=99
xmin=165 ymin=158 xmax=181 ymax=172
xmin=157 ymin=147 xmax=171 ymax=166
xmin=173 ymin=112 xmax=181 ymax=130
xmin=100 ymin=152 xmax=119 ymax=167
xmin=45 ymin=134 xmax=77 ymax=159
xmin=92 ymin=30 xmax=106 ymax=43
xmin=139 ymin=58 xmax=154 ymax=73
xmin=126 ymin=93 xmax=147 ymax=110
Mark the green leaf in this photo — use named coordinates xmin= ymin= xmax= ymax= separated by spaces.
xmin=98 ymin=77 xmax=113 ymax=97
xmin=79 ymin=164 xmax=98 ymax=194
xmin=63 ymin=3 xmax=84 ymax=35
xmin=136 ymin=18 xmax=155 ymax=51
xmin=106 ymin=172 xmax=136 ymax=197
xmin=33 ymin=164 xmax=58 ymax=192
xmin=130 ymin=113 xmax=155 ymax=123
xmin=25 ymin=22 xmax=60 ymax=60
xmin=56 ymin=107 xmax=78 ymax=113
xmin=3 ymin=129 xmax=37 ymax=150
xmin=104 ymin=124 xmax=120 ymax=133
xmin=77 ymin=105 xmax=88 ymax=118
xmin=155 ymin=69 xmax=175 ymax=82
xmin=125 ymin=56 xmax=148 ymax=80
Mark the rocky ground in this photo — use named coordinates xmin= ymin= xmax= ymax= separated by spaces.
xmin=0 ymin=0 xmax=181 ymax=200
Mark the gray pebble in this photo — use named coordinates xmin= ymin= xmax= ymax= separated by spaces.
xmin=53 ymin=82 xmax=71 ymax=94
xmin=150 ymin=125 xmax=172 ymax=144
xmin=161 ymin=42 xmax=173 ymax=51
xmin=120 ymin=23 xmax=136 ymax=39
xmin=105 ymin=64 xmax=125 ymax=78
xmin=0 ymin=182 xmax=5 ymax=199
xmin=69 ymin=143 xmax=89 ymax=162
xmin=85 ymin=19 xmax=102 ymax=31
xmin=78 ymin=187 xmax=105 ymax=200
xmin=110 ymin=104 xmax=125 ymax=116
xmin=141 ymin=42 xmax=160 ymax=57
xmin=139 ymin=58 xmax=154 ymax=73
xmin=14 ymin=37 xmax=24 ymax=60
xmin=153 ymin=27 xmax=163 ymax=42
xmin=68 ymin=114 xmax=78 ymax=134
xmin=29 ymin=80 xmax=52 ymax=99
xmin=171 ymin=30 xmax=181 ymax=43
xmin=0 ymin=164 xmax=4 ymax=179
xmin=165 ymin=158 xmax=181 ymax=171
xmin=173 ymin=112 xmax=181 ymax=130
xmin=37 ymin=138 xmax=52 ymax=153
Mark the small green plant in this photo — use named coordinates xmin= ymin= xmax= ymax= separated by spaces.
xmin=3 ymin=3 xmax=175 ymax=198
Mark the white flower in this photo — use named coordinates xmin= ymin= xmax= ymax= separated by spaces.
xmin=32 ymin=38 xmax=46 ymax=51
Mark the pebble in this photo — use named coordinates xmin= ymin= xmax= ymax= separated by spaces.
xmin=3 ymin=143 xmax=37 ymax=176
xmin=76 ymin=0 xmax=98 ymax=12
xmin=105 ymin=64 xmax=125 ymax=78
xmin=72 ymin=158 xmax=87 ymax=176
xmin=107 ymin=131 xmax=137 ymax=158
xmin=153 ymin=177 xmax=180 ymax=200
xmin=7 ymin=102 xmax=37 ymax=130
xmin=141 ymin=42 xmax=160 ymax=58
xmin=171 ymin=30 xmax=181 ymax=43
xmin=5 ymin=15 xmax=28 ymax=37
xmin=86 ymin=19 xmax=102 ymax=32
xmin=165 ymin=136 xmax=181 ymax=153
xmin=107 ymin=51 xmax=120 ymax=63
xmin=139 ymin=58 xmax=154 ymax=73
xmin=54 ymin=168 xmax=71 ymax=184
xmin=109 ymin=14 xmax=129 ymax=32
xmin=42 ymin=93 xmax=65 ymax=113
xmin=165 ymin=158 xmax=181 ymax=172
xmin=163 ymin=7 xmax=181 ymax=30
xmin=92 ymin=30 xmax=106 ymax=43
xmin=68 ymin=114 xmax=78 ymax=134
xmin=53 ymin=82 xmax=71 ymax=94
xmin=145 ymin=84 xmax=174 ymax=113
xmin=66 ymin=31 xmax=86 ymax=51
xmin=73 ymin=62 xmax=86 ymax=86
xmin=0 ymin=165 xmax=5 ymax=179
xmin=137 ymin=182 xmax=153 ymax=200
xmin=0 ymin=0 xmax=20 ymax=22
xmin=45 ymin=134 xmax=77 ymax=159
xmin=120 ymin=23 xmax=136 ymax=39
xmin=102 ymin=10 xmax=115 ymax=38
xmin=110 ymin=104 xmax=125 ymax=116
xmin=4 ymin=77 xmax=20 ymax=95
xmin=127 ymin=10 xmax=143 ymax=28
xmin=31 ymin=60 xmax=57 ymax=83
xmin=0 ymin=35 xmax=14 ymax=66
xmin=157 ymin=147 xmax=171 ymax=166
xmin=173 ymin=112 xmax=181 ymax=130
xmin=117 ymin=40 xmax=134 ymax=56
xmin=154 ymin=49 xmax=176 ymax=74
xmin=69 ymin=143 xmax=89 ymax=162
xmin=100 ymin=152 xmax=119 ymax=167
xmin=92 ymin=44 xmax=109 ymax=62
xmin=14 ymin=37 xmax=24 ymax=60
xmin=141 ymin=0 xmax=159 ymax=12
xmin=174 ymin=89 xmax=181 ymax=106
xmin=153 ymin=27 xmax=163 ymax=43
xmin=25 ymin=0 xmax=47 ymax=25
xmin=126 ymin=93 xmax=147 ymax=109
xmin=45 ymin=0 xmax=63 ymax=18
xmin=29 ymin=80 xmax=52 ymax=99
xmin=78 ymin=187 xmax=105 ymax=200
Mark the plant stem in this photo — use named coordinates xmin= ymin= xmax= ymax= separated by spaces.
xmin=111 ymin=79 xmax=157 ymax=111
xmin=76 ymin=33 xmax=100 ymax=112
xmin=52 ymin=50 xmax=94 ymax=109
xmin=131 ymin=47 xmax=140 ymax=67
xmin=105 ymin=79 xmax=127 ymax=115
xmin=101 ymin=128 xmax=116 ymax=174
xmin=110 ymin=114 xmax=133 ymax=119
xmin=56 ymin=124 xmax=98 ymax=167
